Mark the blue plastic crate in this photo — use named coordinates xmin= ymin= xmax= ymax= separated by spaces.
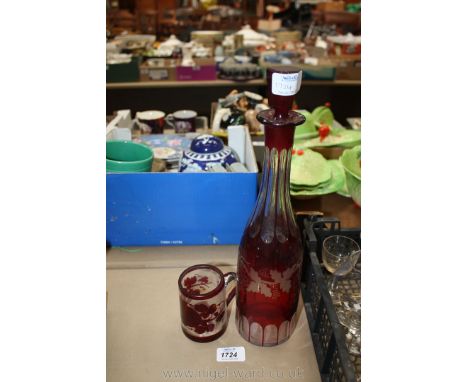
xmin=106 ymin=130 xmax=258 ymax=246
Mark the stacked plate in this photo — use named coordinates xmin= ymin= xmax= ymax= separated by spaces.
xmin=340 ymin=145 xmax=361 ymax=206
xmin=293 ymin=105 xmax=360 ymax=149
xmin=296 ymin=125 xmax=361 ymax=149
xmin=290 ymin=149 xmax=349 ymax=198
xmin=135 ymin=134 xmax=193 ymax=172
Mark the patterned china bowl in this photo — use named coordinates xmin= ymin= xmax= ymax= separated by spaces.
xmin=179 ymin=134 xmax=239 ymax=172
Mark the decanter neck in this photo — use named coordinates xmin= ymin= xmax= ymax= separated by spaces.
xmin=264 ymin=125 xmax=295 ymax=152
xmin=245 ymin=125 xmax=298 ymax=243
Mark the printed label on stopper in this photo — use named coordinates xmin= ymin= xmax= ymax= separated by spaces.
xmin=271 ymin=72 xmax=302 ymax=96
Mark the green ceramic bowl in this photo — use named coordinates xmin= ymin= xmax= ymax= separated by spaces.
xmin=106 ymin=140 xmax=154 ymax=173
xmin=344 ymin=170 xmax=361 ymax=206
xmin=340 ymin=146 xmax=361 ymax=206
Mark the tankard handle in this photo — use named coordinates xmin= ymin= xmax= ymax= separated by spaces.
xmin=223 ymin=272 xmax=237 ymax=306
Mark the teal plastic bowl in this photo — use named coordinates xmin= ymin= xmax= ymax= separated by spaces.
xmin=106 ymin=140 xmax=153 ymax=173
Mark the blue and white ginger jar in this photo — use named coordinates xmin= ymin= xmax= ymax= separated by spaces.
xmin=179 ymin=134 xmax=239 ymax=172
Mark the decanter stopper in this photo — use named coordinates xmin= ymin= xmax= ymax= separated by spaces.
xmin=266 ymin=67 xmax=303 ymax=118
xmin=257 ymin=67 xmax=305 ymax=127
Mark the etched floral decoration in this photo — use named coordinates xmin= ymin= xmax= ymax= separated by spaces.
xmin=182 ymin=302 xmax=225 ymax=335
xmin=178 ymin=264 xmax=236 ymax=343
xmin=183 ymin=274 xmax=211 ymax=295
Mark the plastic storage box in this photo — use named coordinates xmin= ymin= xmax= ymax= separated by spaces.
xmin=106 ymin=120 xmax=258 ymax=246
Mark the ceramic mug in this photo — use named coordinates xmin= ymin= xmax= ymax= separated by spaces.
xmin=136 ymin=110 xmax=166 ymax=134
xmin=178 ymin=264 xmax=236 ymax=342
xmin=166 ymin=110 xmax=197 ymax=133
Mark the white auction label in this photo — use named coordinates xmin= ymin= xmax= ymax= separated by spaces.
xmin=272 ymin=71 xmax=302 ymax=96
xmin=216 ymin=346 xmax=246 ymax=362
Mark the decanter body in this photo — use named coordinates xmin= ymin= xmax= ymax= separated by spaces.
xmin=236 ymin=67 xmax=305 ymax=346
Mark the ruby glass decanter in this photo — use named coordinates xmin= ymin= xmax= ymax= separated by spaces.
xmin=236 ymin=67 xmax=306 ymax=346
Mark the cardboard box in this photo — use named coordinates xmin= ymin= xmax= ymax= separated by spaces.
xmin=257 ymin=19 xmax=282 ymax=32
xmin=335 ymin=64 xmax=361 ymax=80
xmin=176 ymin=58 xmax=217 ymax=81
xmin=106 ymin=125 xmax=258 ymax=246
xmin=301 ymin=66 xmax=336 ymax=80
xmin=317 ymin=1 xmax=345 ymax=12
xmin=106 ymin=109 xmax=132 ymax=141
xmin=190 ymin=31 xmax=223 ymax=49
xmin=106 ymin=56 xmax=141 ymax=83
xmin=140 ymin=58 xmax=179 ymax=81
xmin=329 ymin=42 xmax=361 ymax=56
xmin=259 ymin=58 xmax=336 ymax=81
xmin=272 ymin=30 xmax=302 ymax=44
xmin=326 ymin=56 xmax=360 ymax=80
